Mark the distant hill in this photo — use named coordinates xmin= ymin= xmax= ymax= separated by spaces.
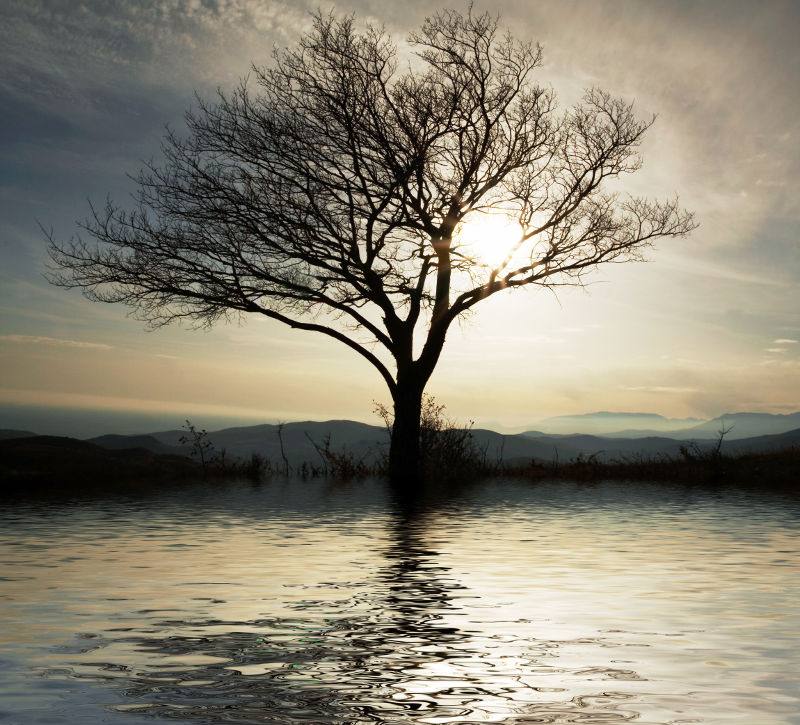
xmin=74 ymin=420 xmax=797 ymax=467
xmin=5 ymin=413 xmax=798 ymax=472
xmin=0 ymin=435 xmax=199 ymax=488
xmin=147 ymin=420 xmax=390 ymax=467
xmin=0 ymin=429 xmax=38 ymax=440
xmin=684 ymin=412 xmax=800 ymax=440
xmin=723 ymin=427 xmax=800 ymax=454
xmin=86 ymin=434 xmax=184 ymax=456
xmin=473 ymin=430 xmax=691 ymax=464
xmin=529 ymin=411 xmax=800 ymax=440
xmin=610 ymin=413 xmax=800 ymax=441
xmin=532 ymin=412 xmax=703 ymax=436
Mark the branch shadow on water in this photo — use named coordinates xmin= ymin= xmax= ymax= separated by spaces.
xmin=50 ymin=492 xmax=647 ymax=724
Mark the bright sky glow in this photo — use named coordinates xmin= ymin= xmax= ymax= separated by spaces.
xmin=0 ymin=0 xmax=798 ymax=435
xmin=456 ymin=211 xmax=525 ymax=272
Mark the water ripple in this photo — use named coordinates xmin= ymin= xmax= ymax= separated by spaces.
xmin=2 ymin=478 xmax=799 ymax=723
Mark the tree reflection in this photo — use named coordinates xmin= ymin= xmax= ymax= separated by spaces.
xmin=63 ymin=492 xmax=642 ymax=723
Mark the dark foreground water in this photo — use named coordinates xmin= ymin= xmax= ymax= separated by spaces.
xmin=1 ymin=478 xmax=798 ymax=725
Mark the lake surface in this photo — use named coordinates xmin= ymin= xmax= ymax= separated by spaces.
xmin=1 ymin=477 xmax=798 ymax=724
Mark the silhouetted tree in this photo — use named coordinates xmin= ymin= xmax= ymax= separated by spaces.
xmin=47 ymin=7 xmax=696 ymax=485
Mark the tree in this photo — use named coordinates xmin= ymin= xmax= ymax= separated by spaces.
xmin=47 ymin=7 xmax=696 ymax=485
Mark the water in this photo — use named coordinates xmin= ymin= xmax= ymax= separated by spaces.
xmin=1 ymin=477 xmax=798 ymax=724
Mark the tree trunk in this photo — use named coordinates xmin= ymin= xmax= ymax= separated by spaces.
xmin=388 ymin=376 xmax=424 ymax=488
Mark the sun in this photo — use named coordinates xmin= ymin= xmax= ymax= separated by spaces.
xmin=455 ymin=211 xmax=524 ymax=271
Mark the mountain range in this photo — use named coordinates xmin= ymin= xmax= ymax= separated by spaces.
xmin=531 ymin=411 xmax=800 ymax=439
xmin=2 ymin=411 xmax=798 ymax=466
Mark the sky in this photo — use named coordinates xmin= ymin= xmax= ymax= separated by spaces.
xmin=1 ymin=0 xmax=798 ymax=436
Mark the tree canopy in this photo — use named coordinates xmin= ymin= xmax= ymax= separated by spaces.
xmin=48 ymin=7 xmax=696 ymax=483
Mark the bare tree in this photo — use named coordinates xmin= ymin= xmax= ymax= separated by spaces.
xmin=47 ymin=7 xmax=696 ymax=484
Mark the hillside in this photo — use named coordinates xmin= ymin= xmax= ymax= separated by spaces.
xmin=79 ymin=421 xmax=800 ymax=466
xmin=0 ymin=435 xmax=199 ymax=488
xmin=3 ymin=411 xmax=798 ymax=471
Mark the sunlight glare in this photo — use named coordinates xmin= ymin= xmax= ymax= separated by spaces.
xmin=456 ymin=212 xmax=524 ymax=271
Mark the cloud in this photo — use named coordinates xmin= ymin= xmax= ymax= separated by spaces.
xmin=1 ymin=0 xmax=798 ymax=427
xmin=657 ymin=253 xmax=789 ymax=288
xmin=765 ymin=348 xmax=787 ymax=353
xmin=0 ymin=334 xmax=111 ymax=349
xmin=0 ymin=0 xmax=312 ymax=100
xmin=620 ymin=385 xmax=698 ymax=394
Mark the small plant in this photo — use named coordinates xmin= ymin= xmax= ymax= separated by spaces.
xmin=302 ymin=431 xmax=371 ymax=480
xmin=178 ymin=419 xmax=215 ymax=475
xmin=276 ymin=422 xmax=290 ymax=476
xmin=240 ymin=452 xmax=272 ymax=480
xmin=680 ymin=423 xmax=733 ymax=465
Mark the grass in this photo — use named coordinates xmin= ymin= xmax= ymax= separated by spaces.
xmin=500 ymin=446 xmax=799 ymax=487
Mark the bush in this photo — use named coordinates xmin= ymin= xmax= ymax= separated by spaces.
xmin=375 ymin=395 xmax=491 ymax=482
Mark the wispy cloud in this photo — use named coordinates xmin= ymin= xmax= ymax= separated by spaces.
xmin=774 ymin=338 xmax=798 ymax=344
xmin=0 ymin=334 xmax=111 ymax=349
xmin=620 ymin=385 xmax=698 ymax=394
xmin=657 ymin=253 xmax=788 ymax=288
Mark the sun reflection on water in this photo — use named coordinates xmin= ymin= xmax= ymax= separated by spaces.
xmin=1 ymin=479 xmax=799 ymax=724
